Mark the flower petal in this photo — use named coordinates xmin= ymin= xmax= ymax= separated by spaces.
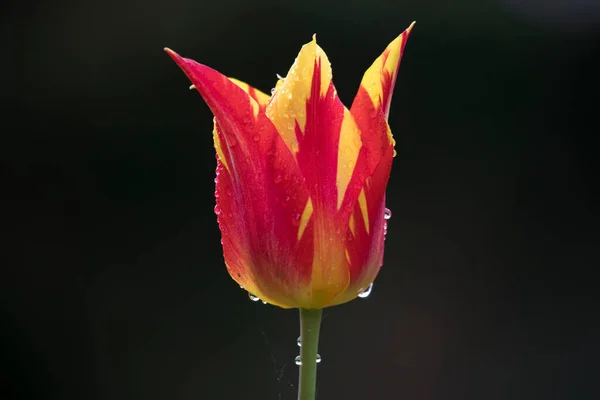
xmin=341 ymin=24 xmax=414 ymax=243
xmin=328 ymin=27 xmax=414 ymax=305
xmin=266 ymin=36 xmax=370 ymax=305
xmin=166 ymin=48 xmax=316 ymax=307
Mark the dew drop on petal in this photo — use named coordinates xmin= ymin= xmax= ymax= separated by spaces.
xmin=297 ymin=336 xmax=302 ymax=347
xmin=358 ymin=283 xmax=373 ymax=298
xmin=270 ymin=87 xmax=276 ymax=94
xmin=252 ymin=135 xmax=260 ymax=142
xmin=316 ymin=354 xmax=322 ymax=363
xmin=384 ymin=208 xmax=392 ymax=220
xmin=248 ymin=293 xmax=260 ymax=302
xmin=295 ymin=356 xmax=302 ymax=366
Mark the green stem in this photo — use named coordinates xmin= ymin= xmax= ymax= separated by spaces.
xmin=297 ymin=308 xmax=323 ymax=400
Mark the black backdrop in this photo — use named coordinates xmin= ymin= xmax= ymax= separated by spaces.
xmin=1 ymin=0 xmax=597 ymax=399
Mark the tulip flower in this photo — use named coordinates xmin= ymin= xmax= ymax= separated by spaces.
xmin=166 ymin=22 xmax=414 ymax=400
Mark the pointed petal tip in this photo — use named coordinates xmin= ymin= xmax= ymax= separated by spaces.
xmin=164 ymin=47 xmax=185 ymax=65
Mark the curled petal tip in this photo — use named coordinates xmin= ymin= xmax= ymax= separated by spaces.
xmin=407 ymin=21 xmax=416 ymax=32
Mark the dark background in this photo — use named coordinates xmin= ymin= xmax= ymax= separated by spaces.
xmin=1 ymin=0 xmax=598 ymax=399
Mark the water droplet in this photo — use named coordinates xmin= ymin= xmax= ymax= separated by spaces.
xmin=252 ymin=135 xmax=260 ymax=142
xmin=297 ymin=336 xmax=302 ymax=347
xmin=214 ymin=205 xmax=221 ymax=215
xmin=262 ymin=301 xmax=267 ymax=304
xmin=274 ymin=174 xmax=283 ymax=184
xmin=239 ymin=285 xmax=244 ymax=289
xmin=358 ymin=283 xmax=373 ymax=298
xmin=384 ymin=208 xmax=392 ymax=220
xmin=270 ymin=87 xmax=276 ymax=94
xmin=295 ymin=356 xmax=302 ymax=366
xmin=316 ymin=354 xmax=322 ymax=363
xmin=248 ymin=293 xmax=260 ymax=302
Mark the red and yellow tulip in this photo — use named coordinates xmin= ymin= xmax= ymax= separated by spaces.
xmin=166 ymin=23 xmax=414 ymax=309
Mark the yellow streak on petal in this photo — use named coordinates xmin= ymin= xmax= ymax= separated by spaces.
xmin=213 ymin=121 xmax=229 ymax=172
xmin=229 ymin=77 xmax=271 ymax=108
xmin=361 ymin=56 xmax=385 ymax=112
xmin=336 ymin=109 xmax=362 ymax=209
xmin=227 ymin=78 xmax=268 ymax=117
xmin=358 ymin=188 xmax=369 ymax=233
xmin=360 ymin=22 xmax=414 ymax=120
xmin=310 ymin=225 xmax=349 ymax=306
xmin=297 ymin=198 xmax=313 ymax=241
xmin=345 ymin=249 xmax=351 ymax=264
xmin=266 ymin=35 xmax=333 ymax=154
xmin=349 ymin=214 xmax=356 ymax=236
